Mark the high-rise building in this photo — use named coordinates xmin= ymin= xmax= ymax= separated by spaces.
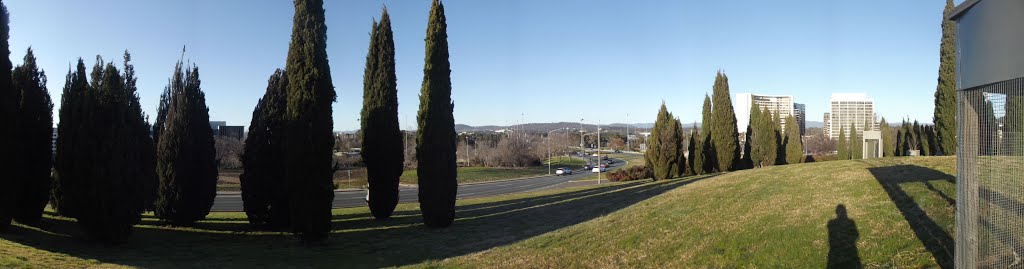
xmin=209 ymin=121 xmax=227 ymax=136
xmin=825 ymin=93 xmax=877 ymax=139
xmin=823 ymin=112 xmax=831 ymax=136
xmin=794 ymin=103 xmax=806 ymax=135
xmin=735 ymin=93 xmax=795 ymax=133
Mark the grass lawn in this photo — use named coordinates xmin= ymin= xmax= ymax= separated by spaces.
xmin=0 ymin=157 xmax=957 ymax=268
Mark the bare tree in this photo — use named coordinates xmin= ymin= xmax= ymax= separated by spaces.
xmin=215 ymin=136 xmax=244 ymax=169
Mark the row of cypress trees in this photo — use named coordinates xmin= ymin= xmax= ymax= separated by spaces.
xmin=650 ymin=70 xmax=809 ymax=179
xmin=0 ymin=0 xmax=221 ymax=240
xmin=644 ymin=102 xmax=686 ymax=180
xmin=894 ymin=120 xmax=939 ymax=157
xmin=51 ymin=54 xmax=158 ymax=242
xmin=238 ymin=0 xmax=458 ymax=241
xmin=0 ymin=1 xmax=54 ymax=231
xmin=741 ymin=104 xmax=804 ymax=167
xmin=649 ymin=71 xmax=760 ymax=179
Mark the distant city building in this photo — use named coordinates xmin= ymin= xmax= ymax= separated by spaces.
xmin=823 ymin=112 xmax=831 ymax=136
xmin=794 ymin=103 xmax=806 ymax=135
xmin=218 ymin=126 xmax=244 ymax=139
xmin=825 ymin=93 xmax=877 ymax=140
xmin=209 ymin=121 xmax=243 ymax=139
xmin=209 ymin=121 xmax=227 ymax=136
xmin=52 ymin=127 xmax=57 ymax=154
xmin=735 ymin=93 xmax=795 ymax=132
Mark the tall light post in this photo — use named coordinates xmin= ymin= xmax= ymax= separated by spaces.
xmin=626 ymin=113 xmax=630 ymax=152
xmin=597 ymin=121 xmax=601 ymax=184
xmin=579 ymin=118 xmax=585 ymax=149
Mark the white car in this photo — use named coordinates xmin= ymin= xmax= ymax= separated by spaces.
xmin=592 ymin=166 xmax=607 ymax=173
xmin=556 ymin=168 xmax=572 ymax=175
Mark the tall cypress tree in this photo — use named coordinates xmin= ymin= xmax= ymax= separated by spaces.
xmin=747 ymin=104 xmax=763 ymax=167
xmin=240 ymin=69 xmax=289 ymax=228
xmin=11 ymin=48 xmax=53 ymax=225
xmin=284 ymin=0 xmax=337 ymax=241
xmin=837 ymin=126 xmax=848 ymax=160
xmin=712 ymin=72 xmax=737 ymax=171
xmin=417 ymin=0 xmax=457 ymax=228
xmin=710 ymin=71 xmax=739 ymax=171
xmin=915 ymin=121 xmax=931 ymax=156
xmin=0 ymin=0 xmax=16 ymax=232
xmin=687 ymin=123 xmax=702 ymax=175
xmin=933 ymin=0 xmax=957 ymax=156
xmin=700 ymin=94 xmax=714 ymax=173
xmin=771 ymin=111 xmax=783 ymax=165
xmin=51 ymin=59 xmax=88 ymax=218
xmin=645 ymin=103 xmax=673 ymax=180
xmin=672 ymin=118 xmax=686 ymax=178
xmin=880 ymin=118 xmax=894 ymax=157
xmin=756 ymin=108 xmax=777 ymax=167
xmin=741 ymin=100 xmax=757 ymax=169
xmin=851 ymin=124 xmax=862 ymax=159
xmin=784 ymin=115 xmax=803 ymax=164
xmin=155 ymin=60 xmax=218 ymax=225
xmin=361 ymin=9 xmax=403 ymax=220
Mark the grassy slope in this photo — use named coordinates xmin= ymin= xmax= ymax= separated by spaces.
xmin=0 ymin=157 xmax=957 ymax=268
xmin=415 ymin=157 xmax=957 ymax=268
xmin=0 ymin=178 xmax=678 ymax=268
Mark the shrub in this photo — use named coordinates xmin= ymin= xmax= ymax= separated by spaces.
xmin=607 ymin=165 xmax=652 ymax=182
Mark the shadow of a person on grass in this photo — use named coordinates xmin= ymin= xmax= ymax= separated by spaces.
xmin=827 ymin=204 xmax=862 ymax=269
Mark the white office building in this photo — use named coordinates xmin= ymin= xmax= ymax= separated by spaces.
xmin=735 ymin=93 xmax=795 ymax=133
xmin=825 ymin=93 xmax=878 ymax=139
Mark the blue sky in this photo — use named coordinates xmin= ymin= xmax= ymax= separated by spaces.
xmin=7 ymin=0 xmax=959 ymax=131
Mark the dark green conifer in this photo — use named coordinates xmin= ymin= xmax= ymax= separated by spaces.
xmin=0 ymin=0 xmax=16 ymax=232
xmin=154 ymin=59 xmax=218 ymax=225
xmin=687 ymin=123 xmax=702 ymax=175
xmin=417 ymin=0 xmax=458 ymax=228
xmin=284 ymin=0 xmax=337 ymax=241
xmin=933 ymin=0 xmax=957 ymax=156
xmin=710 ymin=71 xmax=740 ymax=171
xmin=851 ymin=124 xmax=862 ymax=159
xmin=700 ymin=94 xmax=715 ymax=173
xmin=837 ymin=126 xmax=848 ymax=160
xmin=52 ymin=54 xmax=156 ymax=242
xmin=11 ymin=48 xmax=53 ymax=225
xmin=361 ymin=8 xmax=403 ymax=219
xmin=240 ymin=69 xmax=290 ymax=228
xmin=783 ymin=115 xmax=802 ymax=164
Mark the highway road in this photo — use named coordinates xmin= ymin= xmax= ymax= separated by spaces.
xmin=211 ymin=155 xmax=629 ymax=212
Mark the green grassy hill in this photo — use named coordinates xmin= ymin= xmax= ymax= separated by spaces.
xmin=416 ymin=157 xmax=957 ymax=268
xmin=0 ymin=157 xmax=956 ymax=268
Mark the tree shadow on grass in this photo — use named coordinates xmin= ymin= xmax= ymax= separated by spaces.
xmin=867 ymin=165 xmax=954 ymax=269
xmin=0 ymin=175 xmax=712 ymax=268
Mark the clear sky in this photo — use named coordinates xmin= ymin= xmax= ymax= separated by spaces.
xmin=7 ymin=0 xmax=960 ymax=131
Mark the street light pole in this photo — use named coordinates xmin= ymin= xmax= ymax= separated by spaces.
xmin=579 ymin=118 xmax=584 ymax=149
xmin=626 ymin=113 xmax=630 ymax=151
xmin=597 ymin=121 xmax=601 ymax=184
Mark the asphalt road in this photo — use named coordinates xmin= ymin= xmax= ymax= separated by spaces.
xmin=210 ymin=155 xmax=627 ymax=212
